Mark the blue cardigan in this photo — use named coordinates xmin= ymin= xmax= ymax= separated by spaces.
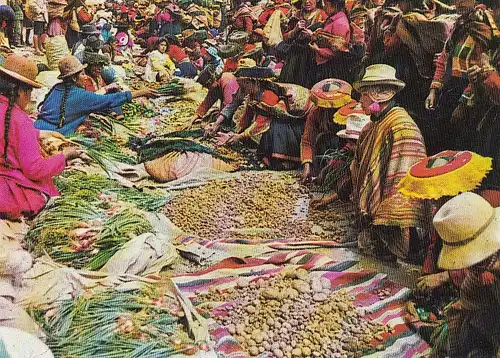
xmin=35 ymin=84 xmax=132 ymax=135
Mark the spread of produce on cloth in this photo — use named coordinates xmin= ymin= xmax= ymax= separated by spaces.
xmin=2 ymin=55 xmax=432 ymax=358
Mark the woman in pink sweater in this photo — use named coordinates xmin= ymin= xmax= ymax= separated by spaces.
xmin=309 ymin=0 xmax=353 ymax=84
xmin=0 ymin=55 xmax=83 ymax=220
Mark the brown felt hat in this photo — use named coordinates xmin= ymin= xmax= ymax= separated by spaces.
xmin=58 ymin=55 xmax=87 ymax=79
xmin=0 ymin=55 xmax=42 ymax=88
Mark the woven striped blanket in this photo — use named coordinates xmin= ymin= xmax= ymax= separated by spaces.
xmin=171 ymin=250 xmax=431 ymax=357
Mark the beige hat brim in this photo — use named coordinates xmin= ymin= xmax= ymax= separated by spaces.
xmin=0 ymin=67 xmax=42 ymax=88
xmin=336 ymin=129 xmax=359 ymax=140
xmin=353 ymin=79 xmax=405 ymax=92
xmin=58 ymin=63 xmax=88 ymax=79
xmin=438 ymin=207 xmax=500 ymax=270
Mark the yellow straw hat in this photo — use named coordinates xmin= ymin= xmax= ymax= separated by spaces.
xmin=398 ymin=151 xmax=493 ymax=200
xmin=435 ymin=192 xmax=500 ymax=270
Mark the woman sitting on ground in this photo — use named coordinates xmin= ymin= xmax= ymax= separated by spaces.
xmin=82 ymin=51 xmax=117 ymax=94
xmin=165 ymin=35 xmax=197 ymax=78
xmin=144 ymin=37 xmax=176 ymax=83
xmin=35 ymin=55 xmax=157 ymax=135
xmin=0 ymin=55 xmax=84 ymax=220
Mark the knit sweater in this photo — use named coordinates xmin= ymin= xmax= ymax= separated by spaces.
xmin=35 ymin=84 xmax=132 ymax=135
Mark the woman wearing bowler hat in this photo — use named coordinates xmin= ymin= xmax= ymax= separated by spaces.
xmin=0 ymin=55 xmax=85 ymax=219
xmin=35 ymin=55 xmax=158 ymax=135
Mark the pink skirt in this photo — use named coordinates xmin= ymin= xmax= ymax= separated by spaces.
xmin=0 ymin=177 xmax=48 ymax=219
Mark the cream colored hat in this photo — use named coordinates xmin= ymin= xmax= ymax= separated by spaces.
xmin=353 ymin=64 xmax=405 ymax=92
xmin=434 ymin=192 xmax=500 ymax=270
xmin=337 ymin=113 xmax=370 ymax=140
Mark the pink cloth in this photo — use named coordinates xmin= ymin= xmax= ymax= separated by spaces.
xmin=47 ymin=18 xmax=67 ymax=37
xmin=155 ymin=10 xmax=172 ymax=23
xmin=0 ymin=95 xmax=65 ymax=219
xmin=196 ymin=73 xmax=239 ymax=117
xmin=315 ymin=11 xmax=351 ymax=65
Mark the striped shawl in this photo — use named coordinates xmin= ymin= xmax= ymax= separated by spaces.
xmin=353 ymin=107 xmax=428 ymax=227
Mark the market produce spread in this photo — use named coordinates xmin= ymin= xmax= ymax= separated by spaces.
xmin=0 ymin=0 xmax=456 ymax=355
xmin=0 ymin=69 xmax=431 ymax=358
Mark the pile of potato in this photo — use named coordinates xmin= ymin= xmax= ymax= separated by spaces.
xmin=164 ymin=172 xmax=309 ymax=241
xmin=198 ymin=269 xmax=390 ymax=357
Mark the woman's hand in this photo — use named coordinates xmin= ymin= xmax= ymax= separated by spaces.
xmin=204 ymin=122 xmax=221 ymax=137
xmin=131 ymin=88 xmax=160 ymax=99
xmin=204 ymin=115 xmax=224 ymax=137
xmin=416 ymin=271 xmax=450 ymax=292
xmin=468 ymin=65 xmax=483 ymax=83
xmin=309 ymin=43 xmax=320 ymax=52
xmin=468 ymin=55 xmax=494 ymax=84
xmin=62 ymin=147 xmax=86 ymax=162
xmin=215 ymin=132 xmax=240 ymax=147
xmin=301 ymin=163 xmax=312 ymax=184
xmin=425 ymin=89 xmax=437 ymax=110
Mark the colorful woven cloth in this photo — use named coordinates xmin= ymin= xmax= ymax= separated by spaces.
xmin=431 ymin=8 xmax=500 ymax=89
xmin=352 ymin=107 xmax=428 ymax=227
xmin=171 ymin=250 xmax=431 ymax=357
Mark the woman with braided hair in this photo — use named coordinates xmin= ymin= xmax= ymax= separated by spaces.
xmin=0 ymin=55 xmax=83 ymax=220
xmin=35 ymin=55 xmax=158 ymax=135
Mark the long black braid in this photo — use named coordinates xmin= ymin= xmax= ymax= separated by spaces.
xmin=58 ymin=80 xmax=73 ymax=128
xmin=0 ymin=76 xmax=20 ymax=168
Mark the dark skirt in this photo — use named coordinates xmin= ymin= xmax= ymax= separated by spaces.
xmin=159 ymin=21 xmax=181 ymax=37
xmin=279 ymin=45 xmax=315 ymax=89
xmin=178 ymin=60 xmax=198 ymax=78
xmin=314 ymin=52 xmax=356 ymax=85
xmin=66 ymin=27 xmax=80 ymax=49
xmin=475 ymin=105 xmax=500 ymax=191
xmin=426 ymin=77 xmax=468 ymax=155
xmin=258 ymin=118 xmax=305 ymax=170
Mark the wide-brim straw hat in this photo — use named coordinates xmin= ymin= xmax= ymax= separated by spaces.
xmin=353 ymin=64 xmax=405 ymax=92
xmin=435 ymin=192 xmax=500 ymax=270
xmin=336 ymin=112 xmax=370 ymax=140
xmin=0 ymin=54 xmax=42 ymax=88
xmin=333 ymin=100 xmax=365 ymax=125
xmin=398 ymin=151 xmax=493 ymax=200
xmin=58 ymin=55 xmax=88 ymax=79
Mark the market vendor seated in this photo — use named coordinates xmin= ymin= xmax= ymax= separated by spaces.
xmin=82 ymin=51 xmax=118 ymax=94
xmin=433 ymin=192 xmax=500 ymax=358
xmin=166 ymin=35 xmax=198 ymax=78
xmin=213 ymin=66 xmax=313 ymax=170
xmin=309 ymin=113 xmax=371 ymax=209
xmin=300 ymin=78 xmax=356 ymax=184
xmin=0 ymin=55 xmax=85 ymax=220
xmin=144 ymin=37 xmax=176 ymax=83
xmin=35 ymin=55 xmax=158 ymax=136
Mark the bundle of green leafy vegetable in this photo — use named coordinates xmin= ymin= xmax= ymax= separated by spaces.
xmin=30 ymin=287 xmax=196 ymax=358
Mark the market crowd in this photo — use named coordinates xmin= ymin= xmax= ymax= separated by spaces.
xmin=0 ymin=0 xmax=499 ymax=355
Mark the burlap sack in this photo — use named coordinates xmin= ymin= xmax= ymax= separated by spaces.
xmin=45 ymin=35 xmax=70 ymax=70
xmin=144 ymin=152 xmax=237 ymax=183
